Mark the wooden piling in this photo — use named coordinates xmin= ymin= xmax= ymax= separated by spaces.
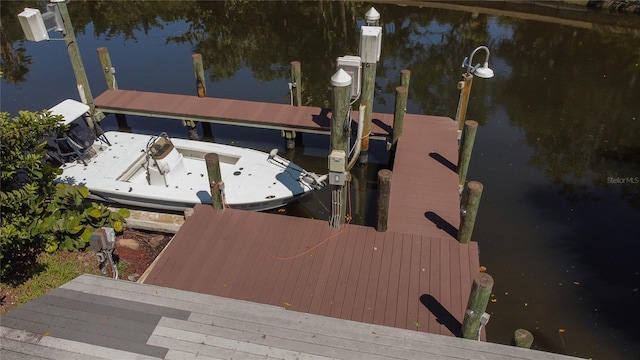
xmin=400 ymin=69 xmax=411 ymax=94
xmin=205 ymin=153 xmax=224 ymax=210
xmin=391 ymin=86 xmax=408 ymax=147
xmin=329 ymin=70 xmax=352 ymax=227
xmin=359 ymin=62 xmax=377 ymax=164
xmin=290 ymin=61 xmax=302 ymax=106
xmin=461 ymin=272 xmax=494 ymax=340
xmin=97 ymin=47 xmax=117 ymax=90
xmin=458 ymin=120 xmax=479 ymax=193
xmin=455 ymin=73 xmax=474 ymax=140
xmin=458 ymin=181 xmax=483 ymax=244
xmin=513 ymin=329 xmax=534 ymax=349
xmin=376 ymin=169 xmax=392 ymax=232
xmin=97 ymin=46 xmax=130 ymax=132
xmin=192 ymin=54 xmax=207 ymax=97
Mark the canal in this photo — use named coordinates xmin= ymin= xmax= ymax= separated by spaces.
xmin=1 ymin=1 xmax=639 ymax=359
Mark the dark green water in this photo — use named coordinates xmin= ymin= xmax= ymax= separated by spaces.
xmin=2 ymin=1 xmax=639 ymax=359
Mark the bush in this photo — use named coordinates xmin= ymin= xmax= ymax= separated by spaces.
xmin=0 ymin=110 xmax=127 ymax=284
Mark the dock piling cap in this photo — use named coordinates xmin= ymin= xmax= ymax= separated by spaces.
xmin=48 ymin=99 xmax=90 ymax=124
xmin=331 ymin=68 xmax=352 ymax=87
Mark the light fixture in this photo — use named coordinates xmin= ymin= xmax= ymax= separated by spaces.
xmin=462 ymin=45 xmax=494 ymax=79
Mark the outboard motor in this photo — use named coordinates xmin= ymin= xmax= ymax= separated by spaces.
xmin=44 ymin=99 xmax=97 ymax=166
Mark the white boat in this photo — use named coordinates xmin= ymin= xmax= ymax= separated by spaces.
xmin=47 ymin=99 xmax=326 ymax=212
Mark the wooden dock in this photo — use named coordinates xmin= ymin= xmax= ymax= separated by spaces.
xmin=94 ymin=89 xmax=393 ymax=138
xmin=1 ymin=91 xmax=587 ymax=358
xmin=0 ymin=274 xmax=584 ymax=360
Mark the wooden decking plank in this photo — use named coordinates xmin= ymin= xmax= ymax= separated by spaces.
xmin=337 ymin=225 xmax=368 ymax=320
xmin=383 ymin=232 xmax=404 ymax=328
xmin=417 ymin=235 xmax=432 ymax=335
xmin=407 ymin=234 xmax=423 ymax=331
xmin=272 ymin=219 xmax=321 ymax=309
xmin=188 ymin=209 xmax=244 ymax=294
xmin=317 ymin=225 xmax=354 ymax=317
xmin=395 ymin=233 xmax=413 ymax=330
xmin=449 ymin=240 xmax=464 ymax=331
xmin=0 ymin=315 xmax=167 ymax=358
xmin=0 ymin=332 xmax=102 ymax=360
xmin=428 ymin=237 xmax=442 ymax=334
xmin=439 ymin=237 xmax=453 ymax=336
xmin=261 ymin=215 xmax=308 ymax=305
xmin=326 ymin=225 xmax=358 ymax=318
xmin=348 ymin=227 xmax=376 ymax=322
xmin=361 ymin=231 xmax=386 ymax=324
xmin=372 ymin=232 xmax=394 ymax=326
xmin=306 ymin=224 xmax=346 ymax=315
xmin=147 ymin=335 xmax=257 ymax=360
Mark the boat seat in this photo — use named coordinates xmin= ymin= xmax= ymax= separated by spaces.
xmin=149 ymin=136 xmax=174 ymax=160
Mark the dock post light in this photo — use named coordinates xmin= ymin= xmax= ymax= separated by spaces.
xmin=455 ymin=45 xmax=494 ymax=140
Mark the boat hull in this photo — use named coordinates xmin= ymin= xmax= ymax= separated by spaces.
xmin=56 ymin=131 xmax=318 ymax=212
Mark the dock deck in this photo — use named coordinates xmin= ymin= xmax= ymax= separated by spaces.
xmin=0 ymin=91 xmax=572 ymax=358
xmin=0 ymin=274 xmax=584 ymax=360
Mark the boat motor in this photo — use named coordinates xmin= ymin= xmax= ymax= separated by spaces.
xmin=268 ymin=148 xmax=327 ymax=190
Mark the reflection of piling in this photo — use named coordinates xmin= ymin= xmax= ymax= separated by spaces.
xmin=458 ymin=120 xmax=478 ymax=193
xmin=458 ymin=181 xmax=483 ymax=244
xmin=461 ymin=272 xmax=494 ymax=339
xmin=376 ymin=169 xmax=392 ymax=232
xmin=205 ymin=153 xmax=224 ymax=210
xmin=186 ymin=54 xmax=207 ymax=140
xmin=97 ymin=47 xmax=130 ymax=132
xmin=512 ymin=329 xmax=534 ymax=348
xmin=391 ymin=86 xmax=408 ymax=148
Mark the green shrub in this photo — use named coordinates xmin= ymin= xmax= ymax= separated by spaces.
xmin=0 ymin=110 xmax=128 ymax=284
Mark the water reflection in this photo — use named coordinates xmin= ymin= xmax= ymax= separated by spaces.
xmin=2 ymin=1 xmax=639 ymax=359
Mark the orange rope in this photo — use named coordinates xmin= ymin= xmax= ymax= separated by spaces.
xmin=260 ymin=181 xmax=352 ymax=261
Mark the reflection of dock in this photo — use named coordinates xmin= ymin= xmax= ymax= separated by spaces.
xmin=1 ymin=91 xmax=585 ymax=358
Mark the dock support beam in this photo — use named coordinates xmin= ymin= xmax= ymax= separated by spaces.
xmin=97 ymin=46 xmax=130 ymax=132
xmin=458 ymin=120 xmax=478 ymax=194
xmin=205 ymin=153 xmax=224 ymax=210
xmin=458 ymin=181 xmax=483 ymax=244
xmin=329 ymin=69 xmax=352 ymax=228
xmin=376 ymin=169 xmax=392 ymax=232
xmin=461 ymin=272 xmax=494 ymax=340
xmin=455 ymin=73 xmax=474 ymax=141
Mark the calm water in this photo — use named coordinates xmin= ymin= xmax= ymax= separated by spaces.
xmin=2 ymin=2 xmax=639 ymax=359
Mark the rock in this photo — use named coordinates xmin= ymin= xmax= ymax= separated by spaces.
xmin=116 ymin=238 xmax=140 ymax=251
xmin=128 ymin=273 xmax=140 ymax=282
xmin=149 ymin=235 xmax=165 ymax=248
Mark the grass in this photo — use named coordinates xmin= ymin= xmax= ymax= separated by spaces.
xmin=0 ymin=249 xmax=102 ymax=314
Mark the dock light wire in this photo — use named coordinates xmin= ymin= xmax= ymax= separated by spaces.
xmin=260 ymin=179 xmax=352 ymax=261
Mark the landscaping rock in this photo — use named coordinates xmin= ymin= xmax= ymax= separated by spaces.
xmin=116 ymin=238 xmax=140 ymax=251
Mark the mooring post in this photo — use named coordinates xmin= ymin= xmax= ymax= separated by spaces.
xmin=461 ymin=272 xmax=494 ymax=340
xmin=97 ymin=46 xmax=130 ymax=132
xmin=458 ymin=181 xmax=483 ymax=244
xmin=400 ymin=69 xmax=411 ymax=94
xmin=358 ymin=62 xmax=376 ymax=164
xmin=97 ymin=47 xmax=117 ymax=90
xmin=376 ymin=169 xmax=392 ymax=232
xmin=53 ymin=0 xmax=101 ymax=128
xmin=458 ymin=120 xmax=479 ymax=194
xmin=205 ymin=153 xmax=224 ymax=210
xmin=390 ymin=86 xmax=408 ymax=148
xmin=282 ymin=61 xmax=302 ymax=150
xmin=513 ymin=329 xmax=534 ymax=348
xmin=329 ymin=69 xmax=352 ymax=228
xmin=455 ymin=73 xmax=474 ymax=141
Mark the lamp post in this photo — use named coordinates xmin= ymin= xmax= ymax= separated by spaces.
xmin=455 ymin=45 xmax=494 ymax=140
